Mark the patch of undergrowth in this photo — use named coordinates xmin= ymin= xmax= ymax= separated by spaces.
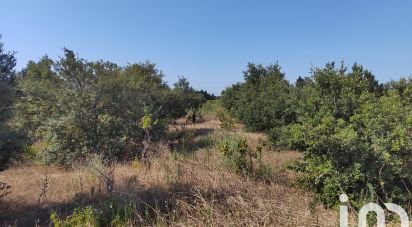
xmin=217 ymin=134 xmax=274 ymax=183
xmin=199 ymin=99 xmax=221 ymax=116
xmin=50 ymin=206 xmax=98 ymax=227
xmin=222 ymin=62 xmax=412 ymax=212
xmin=216 ymin=108 xmax=235 ymax=129
xmin=50 ymin=199 xmax=136 ymax=227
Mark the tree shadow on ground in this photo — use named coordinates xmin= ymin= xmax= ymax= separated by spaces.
xmin=0 ymin=176 xmax=233 ymax=226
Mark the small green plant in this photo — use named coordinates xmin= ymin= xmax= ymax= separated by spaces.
xmin=50 ymin=206 xmax=98 ymax=227
xmin=139 ymin=109 xmax=158 ymax=131
xmin=50 ymin=199 xmax=136 ymax=227
xmin=131 ymin=158 xmax=141 ymax=169
xmin=217 ymin=135 xmax=274 ymax=182
xmin=217 ymin=135 xmax=249 ymax=175
xmin=216 ymin=109 xmax=235 ymax=129
xmin=139 ymin=107 xmax=160 ymax=168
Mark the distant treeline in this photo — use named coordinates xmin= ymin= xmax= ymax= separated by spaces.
xmin=222 ymin=62 xmax=412 ymax=210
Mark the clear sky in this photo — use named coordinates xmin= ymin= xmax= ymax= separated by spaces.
xmin=1 ymin=0 xmax=412 ymax=94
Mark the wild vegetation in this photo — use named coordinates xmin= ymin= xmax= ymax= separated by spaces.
xmin=1 ymin=38 xmax=208 ymax=168
xmin=222 ymin=62 xmax=412 ymax=212
xmin=0 ymin=35 xmax=411 ymax=226
xmin=0 ymin=100 xmax=339 ymax=226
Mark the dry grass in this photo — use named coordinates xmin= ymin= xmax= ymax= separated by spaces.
xmin=0 ymin=113 xmax=341 ymax=226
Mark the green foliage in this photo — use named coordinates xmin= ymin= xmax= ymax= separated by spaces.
xmin=50 ymin=200 xmax=135 ymax=227
xmin=12 ymin=49 xmax=203 ymax=166
xmin=139 ymin=108 xmax=158 ymax=130
xmin=289 ymin=63 xmax=411 ymax=209
xmin=217 ymin=135 xmax=273 ymax=182
xmin=197 ymin=89 xmax=216 ymax=100
xmin=222 ymin=63 xmax=296 ymax=133
xmin=216 ymin=108 xmax=235 ymax=129
xmin=223 ymin=61 xmax=412 ymax=211
xmin=0 ymin=35 xmax=16 ymax=84
xmin=50 ymin=206 xmax=98 ymax=227
xmin=217 ymin=135 xmax=249 ymax=174
xmin=273 ymin=123 xmax=306 ymax=150
xmin=385 ymin=77 xmax=412 ymax=104
xmin=199 ymin=100 xmax=221 ymax=114
xmin=0 ymin=36 xmax=24 ymax=170
xmin=172 ymin=76 xmax=206 ymax=121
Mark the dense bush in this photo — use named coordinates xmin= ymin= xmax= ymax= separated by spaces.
xmin=10 ymin=48 xmax=205 ymax=166
xmin=0 ymin=36 xmax=25 ymax=170
xmin=222 ymin=62 xmax=412 ymax=210
xmin=222 ymin=63 xmax=296 ymax=133
xmin=172 ymin=76 xmax=206 ymax=122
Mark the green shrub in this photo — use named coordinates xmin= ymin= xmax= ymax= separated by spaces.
xmin=221 ymin=63 xmax=297 ymax=133
xmin=50 ymin=206 xmax=98 ymax=227
xmin=0 ymin=37 xmax=25 ymax=170
xmin=271 ymin=124 xmax=306 ymax=150
xmin=50 ymin=200 xmax=136 ymax=227
xmin=217 ymin=135 xmax=248 ymax=174
xmin=223 ymin=61 xmax=412 ymax=212
xmin=13 ymin=49 xmax=205 ymax=166
xmin=217 ymin=135 xmax=274 ymax=183
xmin=293 ymin=68 xmax=411 ymax=209
xmin=216 ymin=109 xmax=235 ymax=129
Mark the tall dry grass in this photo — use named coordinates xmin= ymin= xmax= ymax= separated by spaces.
xmin=0 ymin=113 xmax=341 ymax=226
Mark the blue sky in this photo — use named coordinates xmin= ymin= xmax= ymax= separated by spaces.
xmin=1 ymin=0 xmax=412 ymax=94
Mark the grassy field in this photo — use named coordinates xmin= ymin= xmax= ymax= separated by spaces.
xmin=0 ymin=102 xmax=342 ymax=226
